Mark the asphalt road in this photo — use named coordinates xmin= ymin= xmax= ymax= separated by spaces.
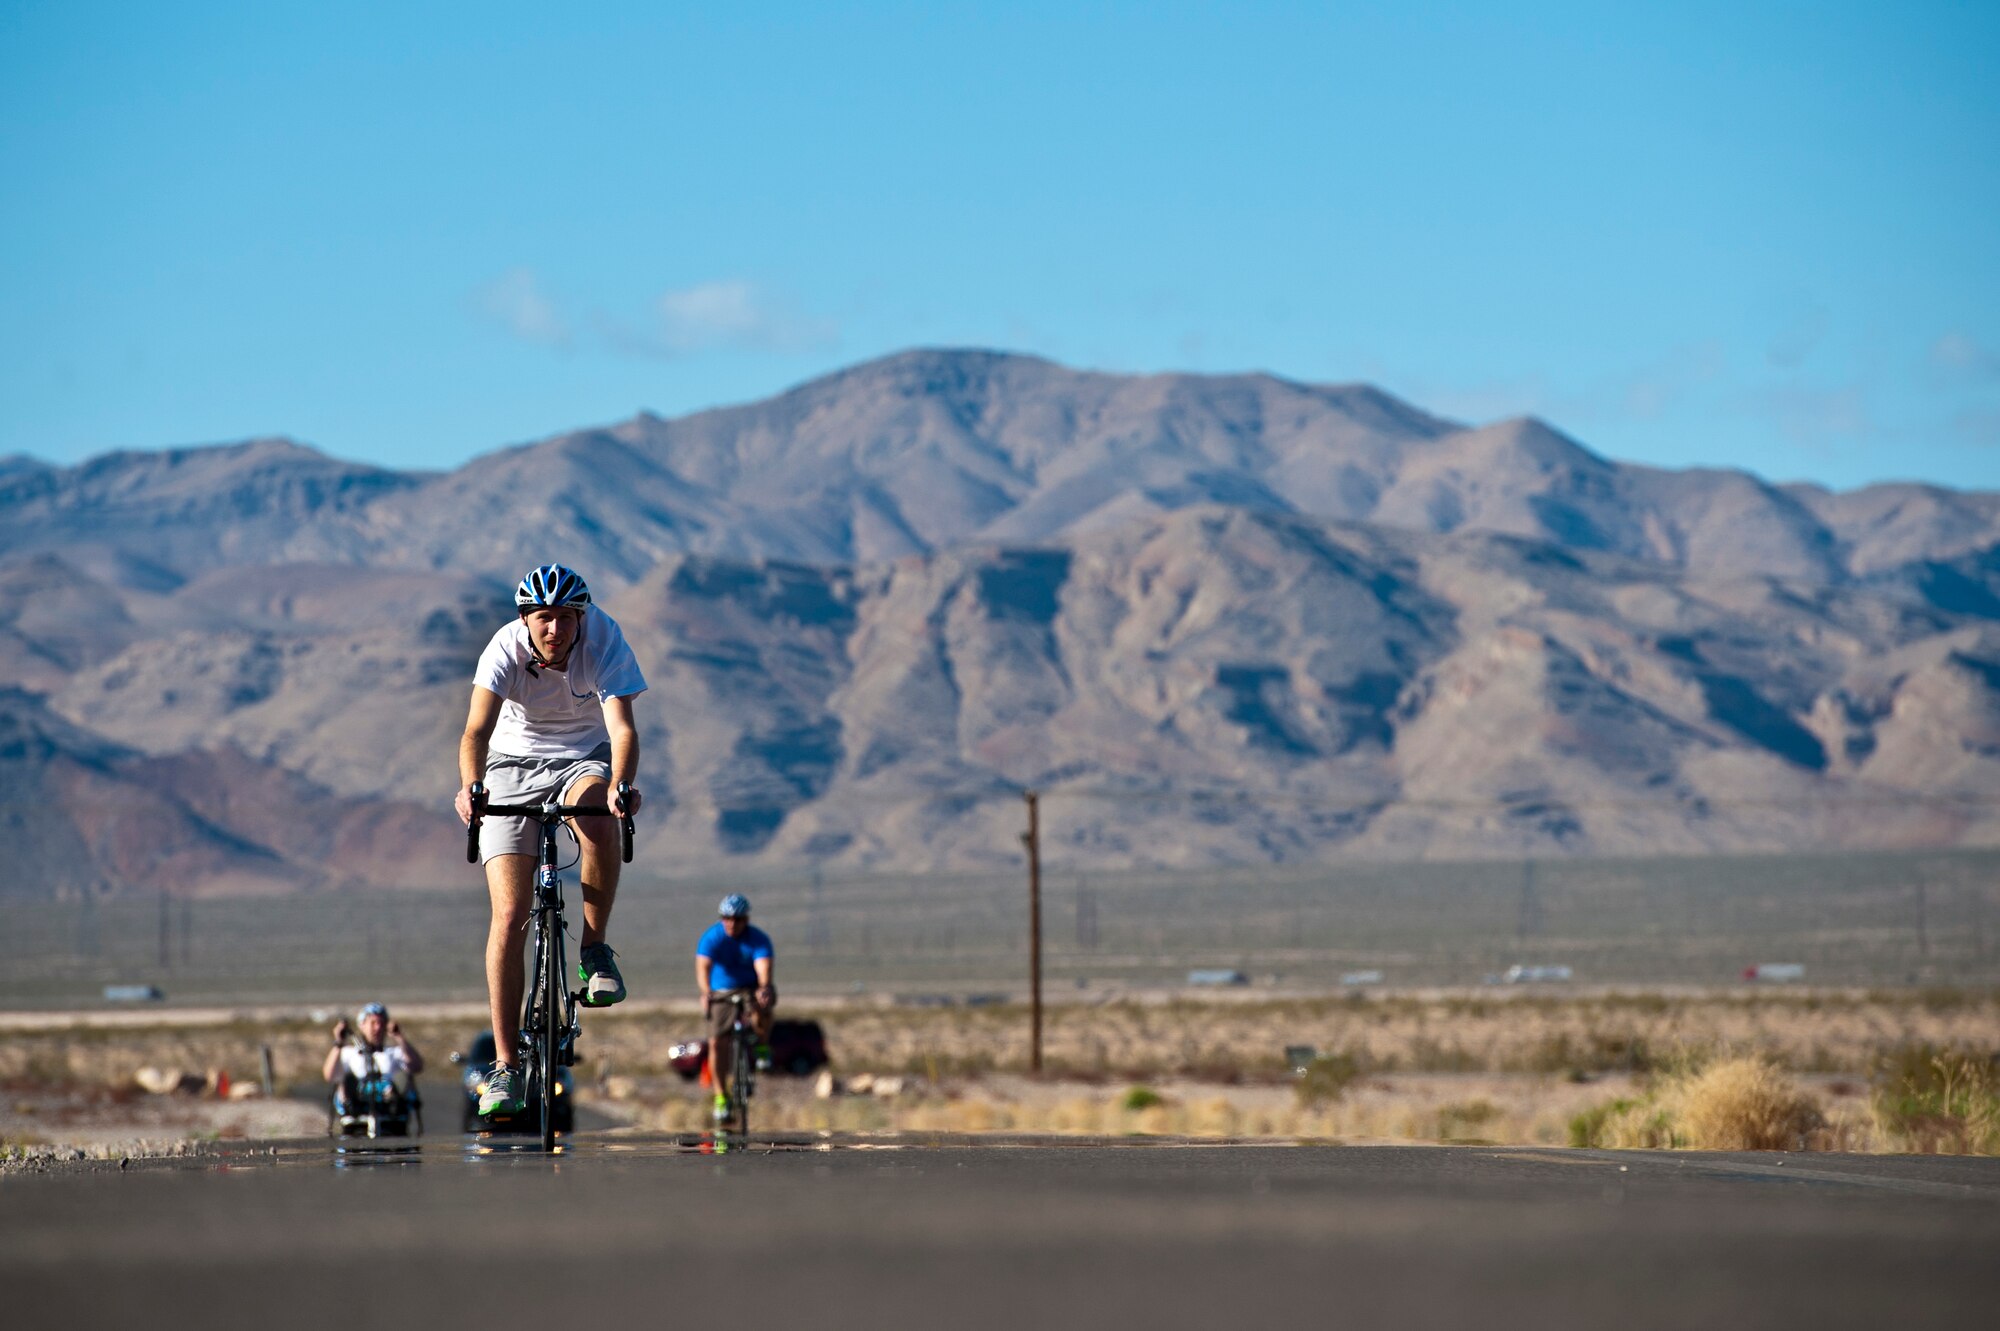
xmin=6 ymin=1133 xmax=1998 ymax=1330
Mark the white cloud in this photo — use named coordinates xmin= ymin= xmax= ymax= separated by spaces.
xmin=469 ymin=272 xmax=837 ymax=360
xmin=652 ymin=280 xmax=838 ymax=355
xmin=472 ymin=268 xmax=570 ymax=348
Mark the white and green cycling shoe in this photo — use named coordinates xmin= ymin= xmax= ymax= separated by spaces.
xmin=478 ymin=1064 xmax=525 ymax=1116
xmin=578 ymin=943 xmax=626 ymax=1006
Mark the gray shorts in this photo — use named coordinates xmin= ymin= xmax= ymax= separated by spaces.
xmin=478 ymin=744 xmax=613 ymax=863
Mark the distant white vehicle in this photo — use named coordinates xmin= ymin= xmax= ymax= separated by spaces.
xmin=1742 ymin=963 xmax=1805 ymax=983
xmin=1340 ymin=970 xmax=1385 ymax=986
xmin=1501 ymin=964 xmax=1573 ymax=984
xmin=1186 ymin=969 xmax=1249 ymax=987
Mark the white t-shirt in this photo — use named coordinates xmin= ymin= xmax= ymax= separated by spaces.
xmin=338 ymin=1044 xmax=413 ymax=1082
xmin=473 ymin=604 xmax=649 ymax=758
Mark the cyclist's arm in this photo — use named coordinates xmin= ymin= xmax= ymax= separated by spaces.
xmin=754 ymin=956 xmax=774 ymax=990
xmin=322 ymin=1043 xmax=345 ymax=1084
xmin=696 ymin=954 xmax=713 ymax=1006
xmin=602 ymin=693 xmax=641 ymax=817
xmin=454 ymin=687 xmax=503 ymax=825
xmin=391 ymin=1024 xmax=425 ymax=1075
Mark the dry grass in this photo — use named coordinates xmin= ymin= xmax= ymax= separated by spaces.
xmin=17 ymin=988 xmax=1994 ymax=1093
xmin=4 ymin=988 xmax=1997 ymax=1154
xmin=800 ymin=989 xmax=2000 ymax=1084
xmin=617 ymin=1069 xmax=1647 ymax=1146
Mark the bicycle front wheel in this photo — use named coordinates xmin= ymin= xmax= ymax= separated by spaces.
xmin=733 ymin=1024 xmax=752 ymax=1137
xmin=536 ymin=923 xmax=563 ymax=1150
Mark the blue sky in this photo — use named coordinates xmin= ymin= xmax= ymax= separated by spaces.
xmin=3 ymin=1 xmax=1996 ymax=490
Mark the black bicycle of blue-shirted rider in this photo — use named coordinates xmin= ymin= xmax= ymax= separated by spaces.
xmin=454 ymin=563 xmax=647 ymax=1131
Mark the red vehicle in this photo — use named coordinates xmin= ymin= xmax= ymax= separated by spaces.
xmin=669 ymin=1018 xmax=829 ymax=1080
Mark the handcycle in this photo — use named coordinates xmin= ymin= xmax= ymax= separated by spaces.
xmin=465 ymin=779 xmax=634 ymax=1151
xmin=327 ymin=1046 xmax=423 ymax=1139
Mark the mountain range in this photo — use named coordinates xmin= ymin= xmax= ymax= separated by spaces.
xmin=6 ymin=348 xmax=1998 ymax=895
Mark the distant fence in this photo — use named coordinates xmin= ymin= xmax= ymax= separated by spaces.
xmin=4 ymin=847 xmax=1996 ymax=1007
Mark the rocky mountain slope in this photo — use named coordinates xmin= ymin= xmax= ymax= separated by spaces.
xmin=6 ymin=349 xmax=1999 ymax=894
xmin=9 ymin=349 xmax=1999 ymax=592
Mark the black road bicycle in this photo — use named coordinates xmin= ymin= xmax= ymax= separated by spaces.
xmin=466 ymin=780 xmax=634 ymax=1151
xmin=716 ymin=990 xmax=757 ymax=1137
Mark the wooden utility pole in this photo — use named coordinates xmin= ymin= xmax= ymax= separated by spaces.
xmin=1023 ymin=790 xmax=1043 ymax=1074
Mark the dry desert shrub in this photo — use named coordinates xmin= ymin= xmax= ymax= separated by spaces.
xmin=1434 ymin=1098 xmax=1503 ymax=1141
xmin=1570 ymin=1056 xmax=1824 ymax=1151
xmin=1676 ymin=1057 xmax=1825 ymax=1150
xmin=1870 ymin=1045 xmax=2000 ymax=1155
xmin=1293 ymin=1052 xmax=1361 ymax=1107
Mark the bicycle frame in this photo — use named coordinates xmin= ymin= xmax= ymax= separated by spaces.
xmin=466 ymin=782 xmax=633 ymax=1150
xmin=720 ymin=990 xmax=756 ymax=1137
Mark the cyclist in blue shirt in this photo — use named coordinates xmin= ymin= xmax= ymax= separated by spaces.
xmin=696 ymin=894 xmax=776 ymax=1122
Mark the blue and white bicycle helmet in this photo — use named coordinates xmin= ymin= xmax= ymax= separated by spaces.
xmin=718 ymin=894 xmax=751 ymax=919
xmin=515 ymin=563 xmax=591 ymax=611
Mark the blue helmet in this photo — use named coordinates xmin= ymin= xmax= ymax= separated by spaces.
xmin=359 ymin=1002 xmax=388 ymax=1020
xmin=515 ymin=563 xmax=591 ymax=611
xmin=718 ymin=893 xmax=751 ymax=919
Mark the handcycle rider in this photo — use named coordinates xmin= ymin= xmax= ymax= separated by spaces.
xmin=454 ymin=563 xmax=645 ymax=1119
xmin=323 ymin=1001 xmax=425 ymax=1119
xmin=696 ymin=893 xmax=777 ymax=1123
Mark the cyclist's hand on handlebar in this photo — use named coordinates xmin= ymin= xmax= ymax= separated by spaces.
xmin=332 ymin=1020 xmax=351 ymax=1044
xmin=611 ymin=785 xmax=641 ymax=818
xmin=453 ymin=783 xmax=480 ymax=826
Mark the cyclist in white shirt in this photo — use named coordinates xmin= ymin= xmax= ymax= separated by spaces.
xmin=452 ymin=564 xmax=646 ymax=1118
xmin=322 ymin=1002 xmax=425 ymax=1116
